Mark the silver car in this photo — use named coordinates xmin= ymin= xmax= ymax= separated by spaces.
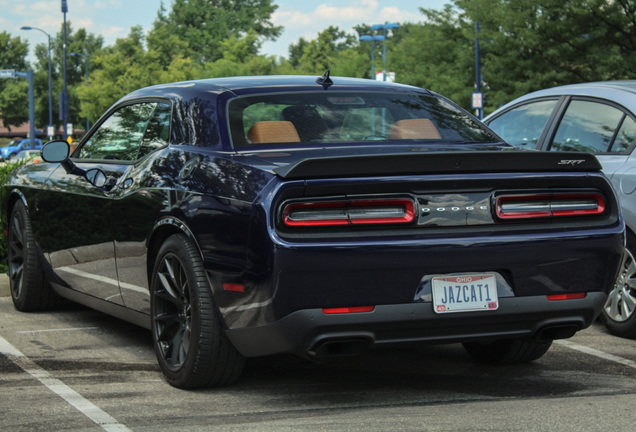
xmin=484 ymin=81 xmax=636 ymax=338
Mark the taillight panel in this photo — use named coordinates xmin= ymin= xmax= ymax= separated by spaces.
xmin=278 ymin=190 xmax=608 ymax=231
xmin=282 ymin=197 xmax=415 ymax=227
xmin=495 ymin=192 xmax=606 ymax=220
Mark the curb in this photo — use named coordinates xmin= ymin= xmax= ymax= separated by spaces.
xmin=0 ymin=274 xmax=9 ymax=298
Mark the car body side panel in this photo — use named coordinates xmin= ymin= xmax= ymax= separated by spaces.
xmin=108 ymin=148 xmax=274 ymax=314
xmin=42 ymin=163 xmax=131 ymax=305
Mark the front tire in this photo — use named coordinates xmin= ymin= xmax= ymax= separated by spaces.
xmin=462 ymin=338 xmax=553 ymax=364
xmin=601 ymin=233 xmax=636 ymax=338
xmin=7 ymin=200 xmax=61 ymax=311
xmin=150 ymin=234 xmax=245 ymax=388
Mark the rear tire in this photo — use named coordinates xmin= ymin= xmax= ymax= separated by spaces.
xmin=462 ymin=338 xmax=552 ymax=364
xmin=150 ymin=234 xmax=245 ymax=388
xmin=601 ymin=233 xmax=636 ymax=338
xmin=8 ymin=200 xmax=61 ymax=311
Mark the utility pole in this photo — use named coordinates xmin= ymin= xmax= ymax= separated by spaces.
xmin=62 ymin=0 xmax=69 ymax=140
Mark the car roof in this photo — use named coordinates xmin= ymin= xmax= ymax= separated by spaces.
xmin=485 ymin=80 xmax=636 ymax=121
xmin=121 ymin=75 xmax=427 ymax=102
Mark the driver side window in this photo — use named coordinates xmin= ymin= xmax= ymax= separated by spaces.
xmin=79 ymin=102 xmax=171 ymax=161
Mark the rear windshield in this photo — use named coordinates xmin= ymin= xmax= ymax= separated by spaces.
xmin=228 ymin=91 xmax=498 ymax=148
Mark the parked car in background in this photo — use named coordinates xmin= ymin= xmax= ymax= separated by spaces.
xmin=484 ymin=81 xmax=636 ymax=338
xmin=1 ymin=74 xmax=623 ymax=388
xmin=0 ymin=138 xmax=43 ymax=161
xmin=15 ymin=149 xmax=42 ymax=164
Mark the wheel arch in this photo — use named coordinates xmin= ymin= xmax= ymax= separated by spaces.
xmin=146 ymin=217 xmax=202 ymax=283
xmin=4 ymin=190 xmax=28 ymax=233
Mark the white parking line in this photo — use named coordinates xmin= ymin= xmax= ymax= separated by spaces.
xmin=556 ymin=339 xmax=636 ymax=369
xmin=0 ymin=335 xmax=132 ymax=432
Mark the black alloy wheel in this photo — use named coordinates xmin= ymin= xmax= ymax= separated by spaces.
xmin=150 ymin=234 xmax=244 ymax=388
xmin=8 ymin=200 xmax=60 ymax=311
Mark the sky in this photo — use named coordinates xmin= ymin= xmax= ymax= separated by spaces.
xmin=0 ymin=0 xmax=450 ymax=59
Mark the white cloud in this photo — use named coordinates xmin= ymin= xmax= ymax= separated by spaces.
xmin=314 ymin=0 xmax=379 ymax=21
xmin=275 ymin=1 xmax=419 ymax=31
xmin=272 ymin=10 xmax=312 ymax=27
xmin=74 ymin=17 xmax=95 ymax=29
xmin=380 ymin=6 xmax=422 ymax=23
xmin=100 ymin=25 xmax=126 ymax=38
xmin=94 ymin=0 xmax=123 ymax=9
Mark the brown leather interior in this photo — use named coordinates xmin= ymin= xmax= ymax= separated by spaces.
xmin=247 ymin=121 xmax=301 ymax=144
xmin=388 ymin=119 xmax=441 ymax=140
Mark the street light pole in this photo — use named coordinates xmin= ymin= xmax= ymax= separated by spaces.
xmin=359 ymin=34 xmax=384 ymax=79
xmin=475 ymin=7 xmax=483 ymax=120
xmin=70 ymin=52 xmax=89 ymax=132
xmin=62 ymin=0 xmax=69 ymax=140
xmin=20 ymin=26 xmax=53 ymax=139
xmin=370 ymin=23 xmax=399 ymax=82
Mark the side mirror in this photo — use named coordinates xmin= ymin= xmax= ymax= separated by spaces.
xmin=41 ymin=140 xmax=70 ymax=163
xmin=41 ymin=140 xmax=111 ymax=191
xmin=85 ymin=168 xmax=107 ymax=188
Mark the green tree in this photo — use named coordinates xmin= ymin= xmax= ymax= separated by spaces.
xmin=390 ymin=8 xmax=475 ymax=108
xmin=0 ymin=80 xmax=29 ymax=130
xmin=0 ymin=32 xmax=29 ymax=129
xmin=36 ymin=24 xmax=105 ymax=131
xmin=291 ymin=26 xmax=364 ymax=76
xmin=151 ymin=0 xmax=282 ymax=64
xmin=76 ymin=27 xmax=201 ymax=120
xmin=146 ymin=3 xmax=191 ymax=69
xmin=288 ymin=37 xmax=309 ymax=69
xmin=203 ymin=32 xmax=280 ymax=78
xmin=456 ymin=0 xmax=636 ymax=110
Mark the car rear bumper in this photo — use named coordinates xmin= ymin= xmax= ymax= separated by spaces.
xmin=225 ymin=292 xmax=607 ymax=357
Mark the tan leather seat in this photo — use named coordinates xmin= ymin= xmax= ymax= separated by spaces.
xmin=247 ymin=121 xmax=301 ymax=144
xmin=388 ymin=119 xmax=441 ymax=140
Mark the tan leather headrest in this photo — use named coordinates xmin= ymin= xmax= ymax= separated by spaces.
xmin=388 ymin=119 xmax=441 ymax=140
xmin=247 ymin=121 xmax=301 ymax=144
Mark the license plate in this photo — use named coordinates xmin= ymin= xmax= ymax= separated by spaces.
xmin=432 ymin=274 xmax=498 ymax=313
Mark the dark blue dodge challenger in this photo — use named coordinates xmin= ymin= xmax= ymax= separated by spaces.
xmin=1 ymin=74 xmax=625 ymax=388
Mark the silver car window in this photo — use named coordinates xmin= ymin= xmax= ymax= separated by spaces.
xmin=550 ymin=100 xmax=623 ymax=154
xmin=487 ymin=99 xmax=558 ymax=150
xmin=611 ymin=115 xmax=636 ymax=153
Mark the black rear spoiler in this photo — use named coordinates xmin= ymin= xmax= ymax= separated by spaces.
xmin=273 ymin=151 xmax=602 ymax=180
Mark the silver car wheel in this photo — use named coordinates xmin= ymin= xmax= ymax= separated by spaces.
xmin=604 ymin=248 xmax=636 ymax=323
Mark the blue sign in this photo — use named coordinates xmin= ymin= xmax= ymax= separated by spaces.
xmin=0 ymin=69 xmax=16 ymax=79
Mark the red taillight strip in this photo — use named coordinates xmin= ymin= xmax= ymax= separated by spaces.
xmin=282 ymin=198 xmax=415 ymax=227
xmin=323 ymin=306 xmax=375 ymax=314
xmin=496 ymin=193 xmax=605 ymax=219
xmin=547 ymin=293 xmax=587 ymax=301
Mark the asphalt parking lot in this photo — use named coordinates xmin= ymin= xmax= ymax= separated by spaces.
xmin=2 ymin=277 xmax=636 ymax=431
